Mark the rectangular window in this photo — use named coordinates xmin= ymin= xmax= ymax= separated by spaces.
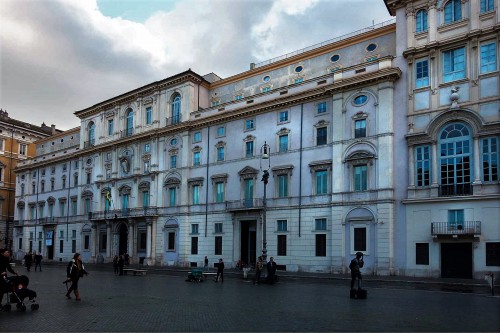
xmin=354 ymin=227 xmax=367 ymax=252
xmin=193 ymin=152 xmax=200 ymax=166
xmin=443 ymin=47 xmax=466 ymax=82
xmin=191 ymin=237 xmax=198 ymax=255
xmin=84 ymin=198 xmax=91 ymax=214
xmin=50 ymin=179 xmax=55 ymax=191
xmin=146 ymin=107 xmax=152 ymax=125
xmin=216 ymin=182 xmax=225 ymax=203
xmin=59 ymin=239 xmax=64 ymax=254
xmin=415 ymin=145 xmax=431 ymax=186
xmin=295 ymin=77 xmax=303 ymax=84
xmin=277 ymin=235 xmax=287 ymax=256
xmin=416 ymin=243 xmax=429 ymax=265
xmin=74 ymin=174 xmax=78 ymax=186
xmin=142 ymin=191 xmax=149 ymax=208
xmin=277 ymin=220 xmax=287 ymax=232
xmin=170 ymin=155 xmax=177 ymax=168
xmin=315 ymin=234 xmax=326 ymax=257
xmin=108 ymin=119 xmax=114 ymax=136
xmin=144 ymin=161 xmax=150 ymax=174
xmin=315 ymin=218 xmax=327 ymax=231
xmin=72 ymin=230 xmax=76 ymax=238
xmin=354 ymin=165 xmax=368 ymax=191
xmin=355 ymin=119 xmax=366 ymax=138
xmin=19 ymin=144 xmax=27 ymax=156
xmin=482 ymin=137 xmax=498 ymax=182
xmin=167 ymin=232 xmax=175 ymax=250
xmin=217 ymin=126 xmax=225 ymax=137
xmin=480 ymin=42 xmax=497 ymax=74
xmin=279 ymin=134 xmax=288 ymax=152
xmin=481 ymin=0 xmax=494 ymax=13
xmin=214 ymin=236 xmax=222 ymax=255
xmin=169 ymin=187 xmax=176 ymax=207
xmin=245 ymin=141 xmax=254 ymax=158
xmin=100 ymin=234 xmax=107 ymax=251
xmin=217 ymin=147 xmax=225 ymax=161
xmin=84 ymin=235 xmax=90 ymax=250
xmin=486 ymin=242 xmax=500 ymax=266
xmin=191 ymin=224 xmax=199 ymax=234
xmin=279 ymin=110 xmax=289 ymax=123
xmin=316 ymin=127 xmax=327 ymax=146
xmin=415 ymin=58 xmax=429 ymax=88
xmin=71 ymin=200 xmax=77 ymax=215
xmin=48 ymin=204 xmax=54 ymax=218
xmin=214 ymin=222 xmax=223 ymax=233
xmin=316 ymin=170 xmax=328 ymax=195
xmin=317 ymin=102 xmax=327 ymax=114
xmin=60 ymin=202 xmax=65 ymax=217
xmin=193 ymin=131 xmax=202 ymax=143
xmin=71 ymin=239 xmax=76 ymax=253
xmin=245 ymin=119 xmax=255 ymax=130
xmin=277 ymin=174 xmax=288 ymax=197
xmin=192 ymin=185 xmax=200 ymax=205
xmin=18 ymin=238 xmax=23 ymax=250
xmin=144 ymin=143 xmax=151 ymax=153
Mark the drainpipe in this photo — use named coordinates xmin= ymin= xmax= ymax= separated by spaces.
xmin=66 ymin=159 xmax=72 ymax=243
xmin=299 ymin=104 xmax=304 ymax=237
xmin=33 ymin=167 xmax=40 ymax=252
xmin=205 ymin=126 xmax=210 ymax=237
xmin=6 ymin=124 xmax=15 ymax=251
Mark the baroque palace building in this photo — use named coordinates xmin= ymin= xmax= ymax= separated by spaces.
xmin=385 ymin=0 xmax=500 ymax=278
xmin=0 ymin=109 xmax=58 ymax=250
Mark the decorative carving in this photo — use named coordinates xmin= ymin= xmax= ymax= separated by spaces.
xmin=450 ymin=86 xmax=460 ymax=108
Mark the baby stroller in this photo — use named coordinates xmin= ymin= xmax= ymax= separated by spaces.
xmin=185 ymin=268 xmax=204 ymax=282
xmin=1 ymin=275 xmax=39 ymax=312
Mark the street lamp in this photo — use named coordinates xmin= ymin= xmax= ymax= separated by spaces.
xmin=260 ymin=141 xmax=270 ymax=263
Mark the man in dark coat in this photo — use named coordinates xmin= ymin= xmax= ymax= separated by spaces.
xmin=34 ymin=252 xmax=43 ymax=272
xmin=24 ymin=252 xmax=33 ymax=272
xmin=349 ymin=252 xmax=364 ymax=289
xmin=215 ymin=258 xmax=224 ymax=282
xmin=267 ymin=257 xmax=277 ymax=285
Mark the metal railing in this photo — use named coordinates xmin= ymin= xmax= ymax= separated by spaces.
xmin=120 ymin=128 xmax=134 ymax=138
xmin=431 ymin=221 xmax=481 ymax=236
xmin=226 ymin=198 xmax=264 ymax=210
xmin=90 ymin=207 xmax=158 ymax=220
xmin=254 ymin=19 xmax=396 ymax=68
xmin=84 ymin=140 xmax=95 ymax=148
xmin=166 ymin=115 xmax=182 ymax=126
xmin=439 ymin=183 xmax=473 ymax=196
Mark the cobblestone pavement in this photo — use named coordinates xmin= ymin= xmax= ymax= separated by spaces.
xmin=1 ymin=266 xmax=499 ymax=332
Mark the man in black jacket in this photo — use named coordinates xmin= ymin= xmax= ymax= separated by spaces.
xmin=267 ymin=257 xmax=277 ymax=285
xmin=349 ymin=252 xmax=364 ymax=289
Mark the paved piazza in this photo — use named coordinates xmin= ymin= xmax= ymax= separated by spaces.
xmin=1 ymin=266 xmax=499 ymax=332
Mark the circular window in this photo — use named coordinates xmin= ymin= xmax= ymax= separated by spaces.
xmin=295 ymin=65 xmax=303 ymax=73
xmin=366 ymin=43 xmax=377 ymax=52
xmin=263 ymin=75 xmax=271 ymax=83
xmin=353 ymin=95 xmax=368 ymax=106
xmin=330 ymin=54 xmax=340 ymax=62
xmin=170 ymin=138 xmax=177 ymax=146
xmin=51 ymin=142 xmax=54 ymax=145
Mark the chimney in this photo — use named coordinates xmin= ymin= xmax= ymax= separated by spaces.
xmin=51 ymin=124 xmax=56 ymax=134
xmin=250 ymin=63 xmax=255 ymax=70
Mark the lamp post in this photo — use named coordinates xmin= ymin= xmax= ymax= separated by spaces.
xmin=260 ymin=141 xmax=270 ymax=263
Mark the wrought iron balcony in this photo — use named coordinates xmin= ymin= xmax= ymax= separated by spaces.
xmin=120 ymin=129 xmax=134 ymax=138
xmin=84 ymin=140 xmax=95 ymax=149
xmin=166 ymin=115 xmax=182 ymax=126
xmin=226 ymin=198 xmax=264 ymax=211
xmin=438 ymin=183 xmax=473 ymax=197
xmin=89 ymin=207 xmax=158 ymax=220
xmin=431 ymin=221 xmax=481 ymax=237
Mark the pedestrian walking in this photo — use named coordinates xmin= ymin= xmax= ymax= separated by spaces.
xmin=112 ymin=255 xmax=119 ymax=275
xmin=267 ymin=257 xmax=277 ymax=285
xmin=215 ymin=258 xmax=224 ymax=283
xmin=65 ymin=253 xmax=88 ymax=301
xmin=24 ymin=252 xmax=33 ymax=272
xmin=349 ymin=252 xmax=364 ymax=290
xmin=34 ymin=252 xmax=43 ymax=272
xmin=204 ymin=256 xmax=209 ymax=271
xmin=124 ymin=253 xmax=130 ymax=266
xmin=118 ymin=255 xmax=124 ymax=276
xmin=254 ymin=256 xmax=263 ymax=285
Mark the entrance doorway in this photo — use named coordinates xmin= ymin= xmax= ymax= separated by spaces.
xmin=118 ymin=223 xmax=128 ymax=255
xmin=240 ymin=221 xmax=256 ymax=266
xmin=441 ymin=243 xmax=472 ymax=278
xmin=46 ymin=230 xmax=54 ymax=260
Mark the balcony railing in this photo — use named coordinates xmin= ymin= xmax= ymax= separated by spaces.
xmin=226 ymin=198 xmax=264 ymax=210
xmin=120 ymin=128 xmax=134 ymax=138
xmin=166 ymin=115 xmax=181 ymax=126
xmin=439 ymin=183 xmax=473 ymax=197
xmin=431 ymin=221 xmax=481 ymax=236
xmin=84 ymin=140 xmax=95 ymax=149
xmin=90 ymin=207 xmax=158 ymax=220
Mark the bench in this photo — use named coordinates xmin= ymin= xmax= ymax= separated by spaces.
xmin=202 ymin=272 xmax=217 ymax=280
xmin=123 ymin=268 xmax=148 ymax=276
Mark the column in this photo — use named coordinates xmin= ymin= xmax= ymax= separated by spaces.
xmin=473 ymin=137 xmax=481 ymax=184
xmin=406 ymin=4 xmax=415 ymax=49
xmin=408 ymin=145 xmax=415 ymax=188
xmin=106 ymin=222 xmax=111 ymax=259
xmin=146 ymin=221 xmax=152 ymax=264
xmin=470 ymin=0 xmax=480 ymax=30
xmin=431 ymin=143 xmax=438 ymax=185
xmin=428 ymin=3 xmax=437 ymax=43
xmin=91 ymin=223 xmax=97 ymax=262
xmin=127 ymin=220 xmax=134 ymax=263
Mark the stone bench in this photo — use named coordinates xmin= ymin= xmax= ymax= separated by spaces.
xmin=123 ymin=268 xmax=148 ymax=276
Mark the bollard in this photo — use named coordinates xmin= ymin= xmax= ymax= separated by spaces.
xmin=485 ymin=273 xmax=495 ymax=296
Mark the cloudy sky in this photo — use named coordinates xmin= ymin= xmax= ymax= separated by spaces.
xmin=0 ymin=0 xmax=392 ymax=131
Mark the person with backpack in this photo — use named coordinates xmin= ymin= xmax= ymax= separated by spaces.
xmin=65 ymin=253 xmax=88 ymax=301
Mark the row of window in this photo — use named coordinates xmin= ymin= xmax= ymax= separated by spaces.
xmin=0 ymin=140 xmax=28 ymax=155
xmin=415 ymin=0 xmax=495 ymax=33
xmin=414 ymin=41 xmax=497 ymax=89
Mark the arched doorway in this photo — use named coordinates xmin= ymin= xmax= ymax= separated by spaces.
xmin=118 ymin=223 xmax=128 ymax=255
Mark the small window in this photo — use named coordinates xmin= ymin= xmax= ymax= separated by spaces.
xmin=262 ymin=86 xmax=271 ymax=93
xmin=170 ymin=155 xmax=177 ymax=168
xmin=277 ymin=220 xmax=287 ymax=232
xmin=146 ymin=106 xmax=152 ymax=125
xmin=191 ymin=224 xmax=199 ymax=234
xmin=193 ymin=151 xmax=201 ymax=166
xmin=486 ymin=242 xmax=500 ymax=266
xmin=144 ymin=143 xmax=151 ymax=153
xmin=217 ymin=126 xmax=225 ymax=137
xmin=330 ymin=54 xmax=340 ymax=62
xmin=416 ymin=243 xmax=429 ymax=265
xmin=415 ymin=9 xmax=428 ymax=33
xmin=214 ymin=223 xmax=223 ymax=233
xmin=415 ymin=58 xmax=429 ymax=88
xmin=263 ymin=75 xmax=271 ymax=82
xmin=245 ymin=119 xmax=255 ymax=131
xmin=278 ymin=110 xmax=289 ymax=123
xmin=316 ymin=127 xmax=327 ymax=146
xmin=355 ymin=119 xmax=367 ymax=138
xmin=315 ymin=218 xmax=327 ymax=231
xmin=234 ymin=94 xmax=243 ymax=101
xmin=217 ymin=147 xmax=225 ymax=162
xmin=317 ymin=102 xmax=327 ymax=114
xmin=295 ymin=65 xmax=303 ymax=73
xmin=366 ymin=43 xmax=377 ymax=52
xmin=444 ymin=0 xmax=462 ymax=24
xmin=193 ymin=132 xmax=202 ymax=143
xmin=353 ymin=95 xmax=368 ymax=106
xmin=170 ymin=138 xmax=178 ymax=146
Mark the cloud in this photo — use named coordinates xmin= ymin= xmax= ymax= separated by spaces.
xmin=0 ymin=0 xmax=391 ymax=130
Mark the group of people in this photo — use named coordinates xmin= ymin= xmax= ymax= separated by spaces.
xmin=112 ymin=253 xmax=129 ymax=276
xmin=253 ymin=256 xmax=278 ymax=285
xmin=23 ymin=251 xmax=43 ymax=272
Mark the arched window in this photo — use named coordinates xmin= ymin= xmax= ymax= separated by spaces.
xmin=88 ymin=122 xmax=95 ymax=146
xmin=444 ymin=0 xmax=462 ymax=24
xmin=415 ymin=9 xmax=428 ymax=33
xmin=171 ymin=94 xmax=181 ymax=124
xmin=439 ymin=123 xmax=472 ymax=196
xmin=126 ymin=109 xmax=133 ymax=136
